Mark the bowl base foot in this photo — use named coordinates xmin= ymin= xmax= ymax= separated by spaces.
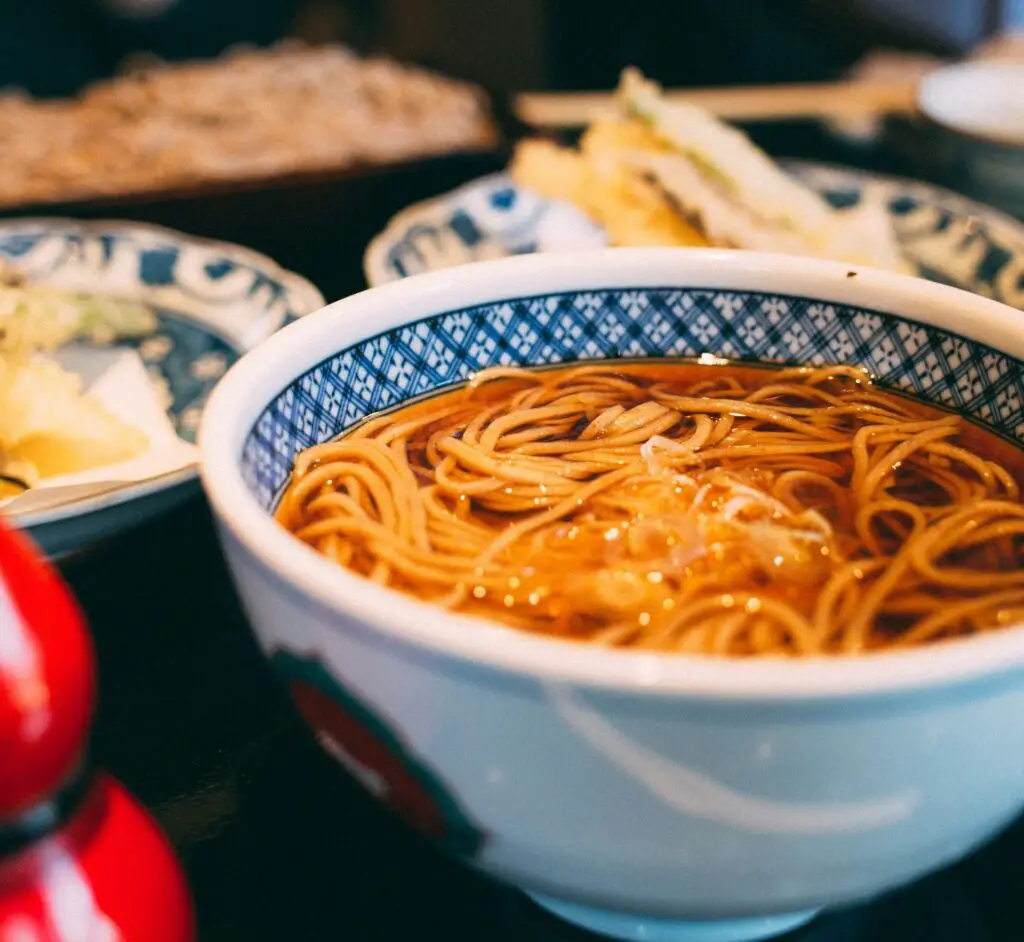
xmin=527 ymin=894 xmax=819 ymax=942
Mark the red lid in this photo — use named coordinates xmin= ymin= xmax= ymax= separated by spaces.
xmin=0 ymin=521 xmax=95 ymax=818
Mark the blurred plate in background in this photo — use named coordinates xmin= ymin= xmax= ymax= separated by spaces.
xmin=0 ymin=153 xmax=505 ymax=304
xmin=0 ymin=218 xmax=323 ymax=557
xmin=365 ymin=160 xmax=1024 ymax=312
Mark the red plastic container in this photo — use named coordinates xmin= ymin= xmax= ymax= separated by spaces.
xmin=0 ymin=524 xmax=94 ymax=818
xmin=0 ymin=774 xmax=194 ymax=942
xmin=0 ymin=522 xmax=194 ymax=941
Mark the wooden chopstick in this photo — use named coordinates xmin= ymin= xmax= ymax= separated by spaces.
xmin=513 ymin=79 xmax=920 ymax=128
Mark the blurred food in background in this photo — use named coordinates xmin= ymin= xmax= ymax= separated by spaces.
xmin=511 ymin=69 xmax=906 ymax=271
xmin=0 ymin=41 xmax=495 ymax=209
xmin=0 ymin=267 xmax=157 ymax=494
xmin=0 ymin=0 xmax=1018 ymax=302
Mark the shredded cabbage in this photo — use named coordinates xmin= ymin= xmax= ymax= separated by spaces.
xmin=0 ymin=273 xmax=157 ymax=354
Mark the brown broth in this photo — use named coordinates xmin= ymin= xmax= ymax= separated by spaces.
xmin=278 ymin=360 xmax=1024 ymax=654
xmin=349 ymin=360 xmax=1024 ymax=490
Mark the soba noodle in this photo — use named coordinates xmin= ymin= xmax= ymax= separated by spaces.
xmin=276 ymin=362 xmax=1024 ymax=656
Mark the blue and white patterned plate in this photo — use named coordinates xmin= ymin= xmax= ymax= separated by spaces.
xmin=1 ymin=218 xmax=324 ymax=556
xmin=364 ymin=161 xmax=1024 ymax=312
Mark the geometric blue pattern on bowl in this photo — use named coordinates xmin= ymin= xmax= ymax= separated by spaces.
xmin=241 ymin=287 xmax=1024 ymax=511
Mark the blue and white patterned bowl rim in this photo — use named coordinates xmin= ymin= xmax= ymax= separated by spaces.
xmin=363 ymin=161 xmax=1024 ymax=314
xmin=241 ymin=283 xmax=1024 ymax=512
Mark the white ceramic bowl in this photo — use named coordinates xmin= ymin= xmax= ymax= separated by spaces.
xmin=916 ymin=61 xmax=1024 ymax=219
xmin=199 ymin=249 xmax=1024 ymax=942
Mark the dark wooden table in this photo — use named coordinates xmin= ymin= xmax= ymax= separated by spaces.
xmin=58 ymin=124 xmax=1024 ymax=942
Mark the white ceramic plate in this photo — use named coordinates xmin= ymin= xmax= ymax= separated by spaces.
xmin=364 ymin=160 xmax=1024 ymax=312
xmin=0 ymin=219 xmax=324 ymax=557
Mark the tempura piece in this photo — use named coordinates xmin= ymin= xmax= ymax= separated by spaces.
xmin=0 ymin=356 xmax=148 ymax=482
xmin=509 ymin=68 xmax=909 ymax=273
xmin=617 ymin=69 xmax=907 ymax=270
xmin=0 ymin=274 xmax=155 ymax=489
xmin=511 ymin=138 xmax=708 ymax=248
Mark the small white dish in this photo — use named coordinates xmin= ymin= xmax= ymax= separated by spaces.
xmin=915 ymin=62 xmax=1024 ymax=219
xmin=0 ymin=218 xmax=323 ymax=556
xmin=918 ymin=62 xmax=1024 ymax=147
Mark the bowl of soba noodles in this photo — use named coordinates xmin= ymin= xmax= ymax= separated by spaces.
xmin=199 ymin=248 xmax=1024 ymax=942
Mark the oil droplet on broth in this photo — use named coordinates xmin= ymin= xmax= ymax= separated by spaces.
xmin=996 ymin=608 xmax=1024 ymax=626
